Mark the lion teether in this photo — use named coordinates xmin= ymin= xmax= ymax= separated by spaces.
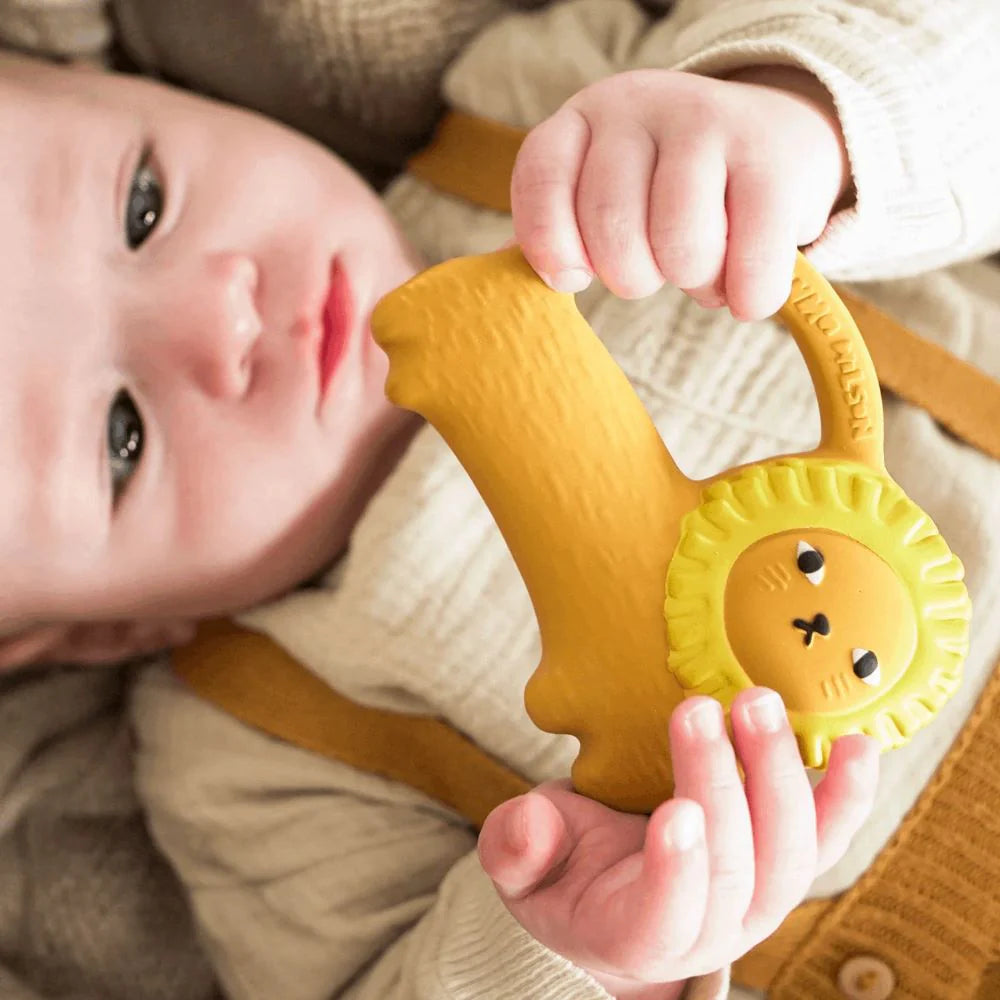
xmin=371 ymin=247 xmax=971 ymax=814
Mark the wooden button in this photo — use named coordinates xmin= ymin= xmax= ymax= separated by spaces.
xmin=837 ymin=955 xmax=896 ymax=1000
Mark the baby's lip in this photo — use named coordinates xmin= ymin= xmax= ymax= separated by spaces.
xmin=316 ymin=257 xmax=355 ymax=405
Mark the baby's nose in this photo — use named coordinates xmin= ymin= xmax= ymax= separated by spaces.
xmin=200 ymin=254 xmax=262 ymax=396
xmin=225 ymin=257 xmax=261 ymax=349
xmin=178 ymin=253 xmax=262 ymax=399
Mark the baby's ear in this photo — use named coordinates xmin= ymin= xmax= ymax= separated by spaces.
xmin=0 ymin=620 xmax=197 ymax=671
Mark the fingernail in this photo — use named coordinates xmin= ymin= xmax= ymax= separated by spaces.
xmin=665 ymin=802 xmax=704 ymax=851
xmin=744 ymin=690 xmax=786 ymax=734
xmin=846 ymin=741 xmax=879 ymax=779
xmin=684 ymin=699 xmax=724 ymax=740
xmin=846 ymin=753 xmax=874 ymax=784
xmin=692 ymin=292 xmax=724 ymax=310
xmin=505 ymin=801 xmax=529 ymax=854
xmin=541 ymin=268 xmax=592 ymax=294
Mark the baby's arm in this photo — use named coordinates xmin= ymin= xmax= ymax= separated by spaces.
xmin=129 ymin=665 xmax=730 ymax=1000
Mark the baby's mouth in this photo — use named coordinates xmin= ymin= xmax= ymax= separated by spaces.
xmin=317 ymin=258 xmax=355 ymax=401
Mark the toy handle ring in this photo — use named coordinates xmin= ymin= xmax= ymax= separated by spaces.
xmin=778 ymin=254 xmax=884 ymax=470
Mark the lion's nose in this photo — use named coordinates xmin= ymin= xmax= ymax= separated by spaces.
xmin=792 ymin=612 xmax=831 ymax=646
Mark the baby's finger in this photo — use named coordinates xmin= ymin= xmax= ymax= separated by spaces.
xmin=648 ymin=139 xmax=727 ymax=294
xmin=478 ymin=792 xmax=572 ymax=902
xmin=669 ymin=697 xmax=755 ymax=940
xmin=511 ymin=108 xmax=593 ymax=294
xmin=590 ymin=798 xmax=709 ymax=977
xmin=682 ymin=277 xmax=726 ymax=310
xmin=575 ymin=123 xmax=662 ymax=298
xmin=723 ymin=159 xmax=798 ymax=321
xmin=813 ymin=734 xmax=880 ymax=875
xmin=731 ymin=688 xmax=817 ymax=938
xmin=0 ymin=624 xmax=65 ymax=670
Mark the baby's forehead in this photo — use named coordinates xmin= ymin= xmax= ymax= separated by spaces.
xmin=0 ymin=66 xmax=46 ymax=145
xmin=0 ymin=385 xmax=101 ymax=629
xmin=0 ymin=483 xmax=48 ymax=628
xmin=0 ymin=52 xmax=132 ymax=135
xmin=0 ymin=50 xmax=64 ymax=101
xmin=0 ymin=512 xmax=89 ymax=633
xmin=0 ymin=60 xmax=65 ymax=627
xmin=0 ymin=541 xmax=42 ymax=636
xmin=0 ymin=59 xmax=86 ymax=166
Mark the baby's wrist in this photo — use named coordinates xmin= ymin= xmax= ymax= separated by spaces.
xmin=724 ymin=63 xmax=837 ymax=119
xmin=723 ymin=64 xmax=853 ymax=211
xmin=586 ymin=968 xmax=687 ymax=1000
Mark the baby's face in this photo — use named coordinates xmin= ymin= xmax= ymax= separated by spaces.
xmin=0 ymin=56 xmax=420 ymax=634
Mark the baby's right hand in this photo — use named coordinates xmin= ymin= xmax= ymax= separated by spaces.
xmin=511 ymin=67 xmax=851 ymax=320
xmin=478 ymin=689 xmax=878 ymax=999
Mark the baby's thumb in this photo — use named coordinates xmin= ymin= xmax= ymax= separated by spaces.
xmin=478 ymin=791 xmax=573 ymax=901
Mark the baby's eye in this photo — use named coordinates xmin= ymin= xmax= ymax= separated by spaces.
xmin=108 ymin=390 xmax=144 ymax=505
xmin=124 ymin=155 xmax=164 ymax=250
xmin=796 ymin=540 xmax=825 ymax=585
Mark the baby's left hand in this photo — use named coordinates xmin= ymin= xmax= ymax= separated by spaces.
xmin=511 ymin=67 xmax=851 ymax=320
xmin=478 ymin=690 xmax=879 ymax=998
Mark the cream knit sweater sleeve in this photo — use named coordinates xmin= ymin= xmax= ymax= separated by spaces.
xmin=643 ymin=0 xmax=1000 ymax=277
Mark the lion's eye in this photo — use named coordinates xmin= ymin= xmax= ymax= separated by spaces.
xmin=796 ymin=541 xmax=825 ymax=585
xmin=852 ymin=648 xmax=880 ymax=686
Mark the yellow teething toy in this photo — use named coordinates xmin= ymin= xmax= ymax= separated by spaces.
xmin=371 ymin=248 xmax=971 ymax=814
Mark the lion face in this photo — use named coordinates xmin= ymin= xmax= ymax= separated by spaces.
xmin=723 ymin=529 xmax=917 ymax=714
xmin=665 ymin=458 xmax=971 ymax=765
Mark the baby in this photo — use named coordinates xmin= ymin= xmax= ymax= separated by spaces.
xmin=2 ymin=0 xmax=1000 ymax=997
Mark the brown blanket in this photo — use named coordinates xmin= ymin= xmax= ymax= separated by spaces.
xmin=0 ymin=662 xmax=215 ymax=999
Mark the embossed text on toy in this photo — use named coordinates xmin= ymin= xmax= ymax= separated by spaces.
xmin=789 ymin=279 xmax=876 ymax=442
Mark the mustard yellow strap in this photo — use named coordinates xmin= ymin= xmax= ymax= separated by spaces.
xmin=408 ymin=110 xmax=522 ymax=214
xmin=407 ymin=110 xmax=1000 ymax=464
xmin=835 ymin=285 xmax=1000 ymax=461
xmin=171 ymin=620 xmax=531 ymax=829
